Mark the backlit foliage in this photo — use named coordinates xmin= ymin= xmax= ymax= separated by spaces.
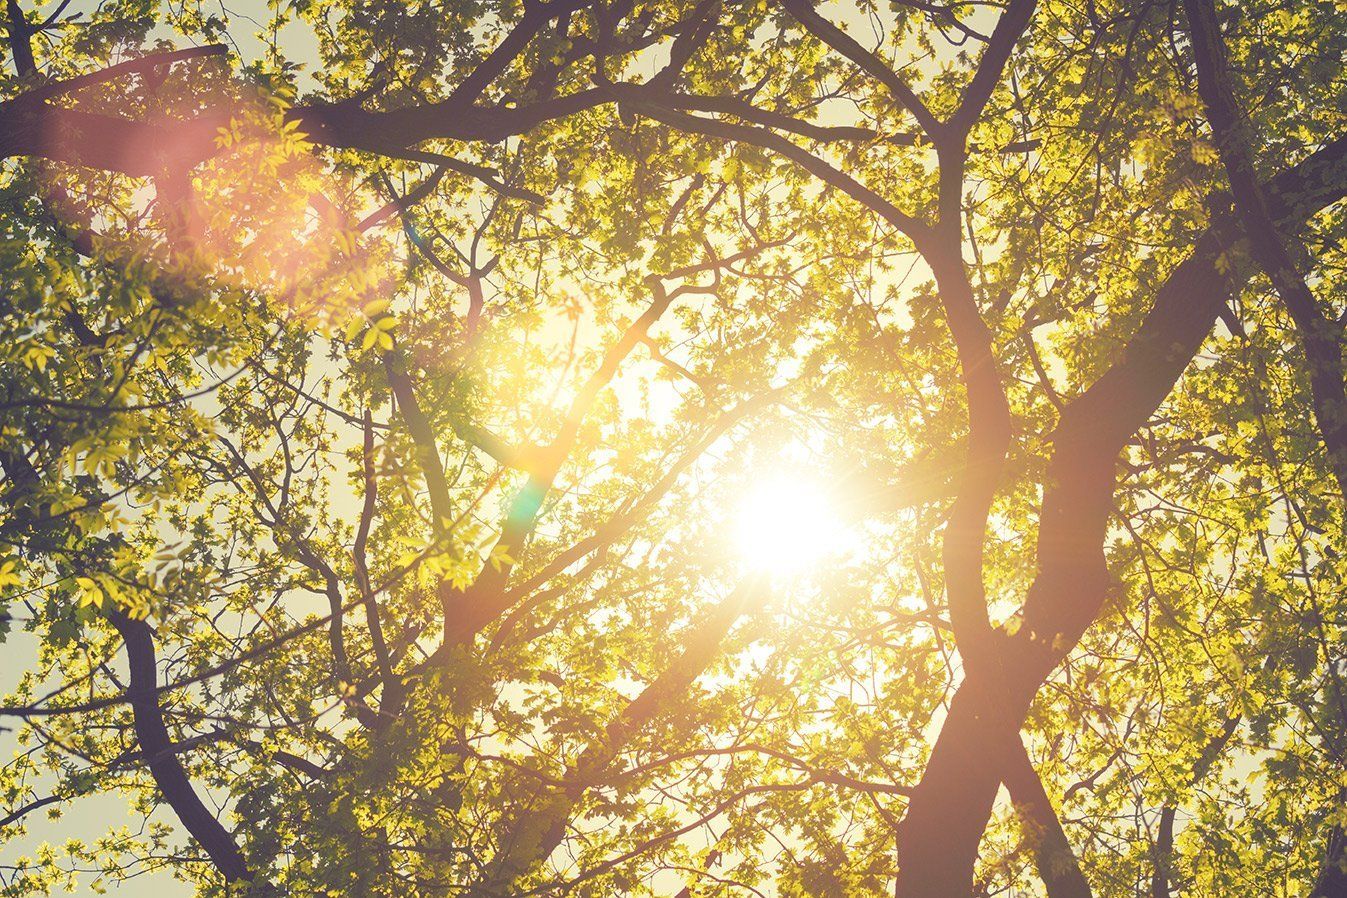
xmin=1 ymin=1 xmax=1345 ymax=896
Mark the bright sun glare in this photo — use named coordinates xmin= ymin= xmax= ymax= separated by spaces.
xmin=735 ymin=475 xmax=846 ymax=574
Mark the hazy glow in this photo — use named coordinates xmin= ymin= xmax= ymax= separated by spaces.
xmin=735 ymin=475 xmax=845 ymax=574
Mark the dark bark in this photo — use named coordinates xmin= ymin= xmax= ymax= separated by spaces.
xmin=475 ymin=578 xmax=763 ymax=895
xmin=1151 ymin=806 xmax=1176 ymax=898
xmin=1184 ymin=0 xmax=1347 ymax=499
xmin=355 ymin=410 xmax=400 ymax=718
xmin=1184 ymin=9 xmax=1347 ymax=895
xmin=1152 ymin=713 xmax=1239 ymax=898
xmin=0 ymin=17 xmax=604 ymax=176
xmin=107 ymin=610 xmax=252 ymax=883
xmin=0 ymin=18 xmax=253 ymax=859
xmin=894 ymin=132 xmax=1347 ymax=897
xmin=4 ymin=0 xmax=35 ymax=76
xmin=1312 ymin=825 xmax=1347 ymax=898
xmin=1003 ymin=740 xmax=1093 ymax=898
xmin=383 ymin=349 xmax=454 ymax=530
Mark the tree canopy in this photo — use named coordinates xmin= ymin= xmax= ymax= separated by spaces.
xmin=1 ymin=1 xmax=1346 ymax=896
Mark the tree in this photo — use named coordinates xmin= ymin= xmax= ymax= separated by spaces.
xmin=0 ymin=1 xmax=1345 ymax=896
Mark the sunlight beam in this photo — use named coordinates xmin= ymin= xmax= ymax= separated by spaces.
xmin=734 ymin=474 xmax=846 ymax=575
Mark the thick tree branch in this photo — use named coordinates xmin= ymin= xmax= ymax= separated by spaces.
xmin=355 ymin=410 xmax=400 ymax=718
xmin=106 ymin=610 xmax=251 ymax=883
xmin=1003 ymin=740 xmax=1093 ymax=898
xmin=1310 ymin=819 xmax=1347 ymax=898
xmin=4 ymin=0 xmax=35 ymax=76
xmin=1183 ymin=0 xmax=1347 ymax=500
xmin=25 ymin=44 xmax=228 ymax=104
xmin=947 ymin=0 xmax=1036 ymax=136
xmin=615 ymin=93 xmax=932 ymax=247
xmin=779 ymin=0 xmax=942 ymax=138
xmin=445 ymin=0 xmax=586 ymax=108
xmin=383 ymin=348 xmax=455 ymax=531
xmin=896 ymin=131 xmax=1347 ymax=897
xmin=478 ymin=577 xmax=765 ymax=894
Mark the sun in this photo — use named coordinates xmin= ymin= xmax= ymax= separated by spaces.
xmin=734 ymin=474 xmax=846 ymax=575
